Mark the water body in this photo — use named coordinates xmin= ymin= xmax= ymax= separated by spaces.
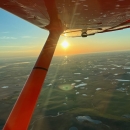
xmin=76 ymin=92 xmax=79 ymax=95
xmin=75 ymin=83 xmax=87 ymax=88
xmin=124 ymin=67 xmax=130 ymax=69
xmin=84 ymin=77 xmax=89 ymax=79
xmin=115 ymin=79 xmax=130 ymax=82
xmin=123 ymin=114 xmax=130 ymax=118
xmin=116 ymin=87 xmax=126 ymax=92
xmin=96 ymin=88 xmax=102 ymax=91
xmin=74 ymin=73 xmax=81 ymax=75
xmin=74 ymin=80 xmax=81 ymax=82
xmin=99 ymin=68 xmax=107 ymax=70
xmin=76 ymin=116 xmax=102 ymax=124
xmin=82 ymin=94 xmax=87 ymax=96
xmin=1 ymin=86 xmax=9 ymax=88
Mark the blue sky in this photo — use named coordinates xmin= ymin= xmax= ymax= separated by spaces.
xmin=0 ymin=8 xmax=130 ymax=57
xmin=0 ymin=10 xmax=48 ymax=57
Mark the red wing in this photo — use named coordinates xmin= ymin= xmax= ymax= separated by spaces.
xmin=1 ymin=0 xmax=130 ymax=37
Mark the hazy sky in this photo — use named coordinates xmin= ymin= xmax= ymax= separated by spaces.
xmin=0 ymin=8 xmax=130 ymax=58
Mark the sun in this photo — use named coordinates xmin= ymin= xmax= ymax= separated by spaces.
xmin=61 ymin=41 xmax=69 ymax=49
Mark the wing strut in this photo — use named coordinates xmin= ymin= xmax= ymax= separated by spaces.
xmin=3 ymin=1 xmax=64 ymax=129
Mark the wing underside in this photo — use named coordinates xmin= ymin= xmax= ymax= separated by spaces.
xmin=1 ymin=0 xmax=130 ymax=37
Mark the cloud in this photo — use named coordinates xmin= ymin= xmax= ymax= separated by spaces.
xmin=0 ymin=36 xmax=17 ymax=40
xmin=21 ymin=36 xmax=38 ymax=39
xmin=1 ymin=46 xmax=26 ymax=47
xmin=21 ymin=36 xmax=31 ymax=38
xmin=2 ymin=31 xmax=9 ymax=33
xmin=0 ymin=45 xmax=35 ymax=48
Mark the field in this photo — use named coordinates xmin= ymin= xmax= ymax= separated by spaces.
xmin=0 ymin=51 xmax=130 ymax=130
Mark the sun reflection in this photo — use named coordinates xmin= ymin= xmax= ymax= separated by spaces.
xmin=59 ymin=84 xmax=74 ymax=91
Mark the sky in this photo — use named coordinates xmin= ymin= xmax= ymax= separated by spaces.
xmin=0 ymin=8 xmax=130 ymax=58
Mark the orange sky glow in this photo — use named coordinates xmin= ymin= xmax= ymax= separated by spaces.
xmin=0 ymin=9 xmax=130 ymax=58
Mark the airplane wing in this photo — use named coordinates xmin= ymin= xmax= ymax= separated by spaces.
xmin=1 ymin=0 xmax=130 ymax=37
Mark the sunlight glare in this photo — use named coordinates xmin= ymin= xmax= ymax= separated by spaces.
xmin=61 ymin=41 xmax=69 ymax=49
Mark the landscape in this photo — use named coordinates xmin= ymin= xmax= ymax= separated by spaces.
xmin=0 ymin=51 xmax=130 ymax=130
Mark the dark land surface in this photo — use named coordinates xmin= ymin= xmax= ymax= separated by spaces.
xmin=0 ymin=51 xmax=130 ymax=130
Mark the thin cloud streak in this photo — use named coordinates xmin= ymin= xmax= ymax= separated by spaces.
xmin=21 ymin=36 xmax=45 ymax=39
xmin=1 ymin=45 xmax=32 ymax=47
xmin=0 ymin=31 xmax=9 ymax=34
xmin=21 ymin=36 xmax=31 ymax=38
xmin=1 ymin=31 xmax=9 ymax=33
xmin=21 ymin=36 xmax=38 ymax=39
xmin=0 ymin=36 xmax=17 ymax=39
